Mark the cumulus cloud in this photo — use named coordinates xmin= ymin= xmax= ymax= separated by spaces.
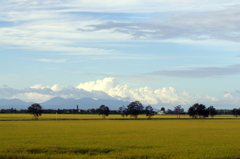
xmin=0 ymin=78 xmax=220 ymax=106
xmin=76 ymin=77 xmax=118 ymax=92
xmin=147 ymin=64 xmax=240 ymax=78
xmin=76 ymin=77 xmax=218 ymax=105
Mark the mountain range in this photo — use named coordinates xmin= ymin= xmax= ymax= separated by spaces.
xmin=0 ymin=97 xmax=131 ymax=110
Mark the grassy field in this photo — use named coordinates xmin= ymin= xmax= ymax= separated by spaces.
xmin=0 ymin=113 xmax=237 ymax=120
xmin=0 ymin=119 xmax=240 ymax=159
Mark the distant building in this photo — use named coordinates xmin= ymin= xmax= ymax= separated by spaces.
xmin=157 ymin=110 xmax=165 ymax=114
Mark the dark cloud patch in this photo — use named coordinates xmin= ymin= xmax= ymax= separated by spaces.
xmin=78 ymin=6 xmax=240 ymax=42
xmin=147 ymin=64 xmax=240 ymax=78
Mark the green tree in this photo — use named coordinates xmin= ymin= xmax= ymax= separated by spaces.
xmin=207 ymin=106 xmax=217 ymax=118
xmin=145 ymin=105 xmax=154 ymax=119
xmin=97 ymin=105 xmax=110 ymax=119
xmin=28 ymin=103 xmax=43 ymax=120
xmin=127 ymin=101 xmax=144 ymax=118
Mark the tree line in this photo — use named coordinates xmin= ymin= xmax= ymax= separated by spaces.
xmin=2 ymin=101 xmax=239 ymax=120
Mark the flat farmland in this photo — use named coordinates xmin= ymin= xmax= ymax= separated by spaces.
xmin=0 ymin=119 xmax=240 ymax=159
xmin=0 ymin=114 xmax=236 ymax=120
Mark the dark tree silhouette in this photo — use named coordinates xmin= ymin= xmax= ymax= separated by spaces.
xmin=174 ymin=105 xmax=184 ymax=118
xmin=188 ymin=103 xmax=208 ymax=118
xmin=28 ymin=103 xmax=43 ymax=120
xmin=207 ymin=106 xmax=217 ymax=118
xmin=145 ymin=105 xmax=154 ymax=119
xmin=160 ymin=107 xmax=165 ymax=113
xmin=232 ymin=108 xmax=240 ymax=118
xmin=119 ymin=106 xmax=128 ymax=118
xmin=127 ymin=101 xmax=144 ymax=118
xmin=97 ymin=105 xmax=110 ymax=119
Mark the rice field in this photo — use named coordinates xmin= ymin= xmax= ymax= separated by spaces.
xmin=0 ymin=118 xmax=240 ymax=159
xmin=0 ymin=113 xmax=236 ymax=121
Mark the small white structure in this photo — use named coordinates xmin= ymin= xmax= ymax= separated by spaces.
xmin=157 ymin=110 xmax=165 ymax=114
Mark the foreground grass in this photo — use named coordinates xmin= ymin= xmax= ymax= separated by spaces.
xmin=0 ymin=120 xmax=240 ymax=159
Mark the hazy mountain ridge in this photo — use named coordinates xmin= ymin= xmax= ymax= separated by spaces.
xmin=0 ymin=97 xmax=130 ymax=110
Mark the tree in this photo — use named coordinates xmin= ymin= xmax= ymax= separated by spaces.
xmin=119 ymin=106 xmax=128 ymax=118
xmin=232 ymin=108 xmax=240 ymax=118
xmin=97 ymin=105 xmax=110 ymax=119
xmin=160 ymin=107 xmax=165 ymax=113
xmin=207 ymin=106 xmax=217 ymax=118
xmin=166 ymin=109 xmax=173 ymax=114
xmin=188 ymin=103 xmax=208 ymax=118
xmin=145 ymin=105 xmax=154 ymax=119
xmin=127 ymin=101 xmax=144 ymax=118
xmin=28 ymin=103 xmax=43 ymax=120
xmin=174 ymin=105 xmax=184 ymax=118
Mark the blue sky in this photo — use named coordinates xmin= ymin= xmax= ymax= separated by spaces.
xmin=1 ymin=0 xmax=240 ymax=109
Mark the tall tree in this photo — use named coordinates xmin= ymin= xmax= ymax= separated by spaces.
xmin=145 ymin=105 xmax=154 ymax=119
xmin=127 ymin=101 xmax=144 ymax=118
xmin=97 ymin=105 xmax=110 ymax=119
xmin=28 ymin=103 xmax=43 ymax=120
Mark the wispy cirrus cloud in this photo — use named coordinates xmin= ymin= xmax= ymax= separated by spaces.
xmin=147 ymin=64 xmax=240 ymax=78
xmin=37 ymin=59 xmax=67 ymax=63
xmin=78 ymin=6 xmax=240 ymax=42
xmin=1 ymin=0 xmax=240 ymax=57
xmin=2 ymin=0 xmax=240 ymax=14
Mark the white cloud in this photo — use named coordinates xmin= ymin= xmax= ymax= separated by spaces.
xmin=2 ymin=78 xmax=240 ymax=109
xmin=30 ymin=84 xmax=66 ymax=92
xmin=2 ymin=0 xmax=239 ymax=14
xmin=51 ymin=84 xmax=64 ymax=91
xmin=76 ymin=77 xmax=218 ymax=105
xmin=76 ymin=77 xmax=118 ymax=92
xmin=223 ymin=92 xmax=240 ymax=104
xmin=11 ymin=92 xmax=54 ymax=103
xmin=1 ymin=0 xmax=240 ymax=55
xmin=37 ymin=59 xmax=67 ymax=63
xmin=30 ymin=84 xmax=50 ymax=89
xmin=80 ymin=6 xmax=240 ymax=42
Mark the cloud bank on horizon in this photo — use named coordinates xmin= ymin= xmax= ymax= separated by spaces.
xmin=1 ymin=0 xmax=240 ymax=109
xmin=0 ymin=77 xmax=240 ymax=109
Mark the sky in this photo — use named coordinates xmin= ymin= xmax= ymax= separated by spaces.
xmin=1 ymin=0 xmax=240 ymax=109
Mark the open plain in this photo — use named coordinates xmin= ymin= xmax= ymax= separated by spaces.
xmin=0 ymin=115 xmax=240 ymax=159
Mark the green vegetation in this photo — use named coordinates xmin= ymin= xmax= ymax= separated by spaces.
xmin=145 ymin=105 xmax=154 ymax=118
xmin=27 ymin=103 xmax=43 ymax=120
xmin=97 ymin=105 xmax=110 ymax=119
xmin=0 ymin=114 xmax=238 ymax=121
xmin=126 ymin=101 xmax=144 ymax=118
xmin=1 ymin=119 xmax=240 ymax=159
xmin=188 ymin=103 xmax=217 ymax=118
